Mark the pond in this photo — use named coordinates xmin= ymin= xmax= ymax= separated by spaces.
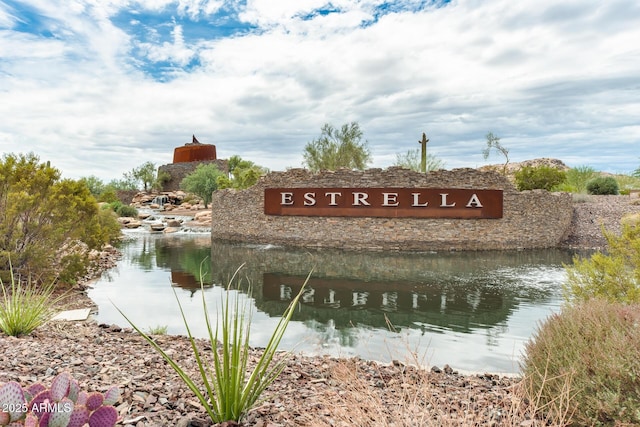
xmin=87 ymin=231 xmax=578 ymax=374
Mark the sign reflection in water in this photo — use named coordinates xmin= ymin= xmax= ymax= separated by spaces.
xmin=89 ymin=233 xmax=574 ymax=374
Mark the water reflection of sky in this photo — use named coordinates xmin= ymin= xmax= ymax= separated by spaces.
xmin=88 ymin=232 xmax=570 ymax=374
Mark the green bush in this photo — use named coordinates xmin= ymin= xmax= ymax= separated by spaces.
xmin=586 ymin=176 xmax=619 ymax=195
xmin=115 ymin=204 xmax=138 ymax=218
xmin=514 ymin=165 xmax=567 ymax=191
xmin=0 ymin=153 xmax=118 ymax=283
xmin=520 ymin=299 xmax=640 ymax=426
xmin=97 ymin=187 xmax=119 ymax=203
xmin=564 ymin=218 xmax=640 ymax=304
xmin=96 ymin=209 xmax=122 ymax=243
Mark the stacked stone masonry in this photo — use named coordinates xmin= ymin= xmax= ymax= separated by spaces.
xmin=210 ymin=167 xmax=574 ymax=251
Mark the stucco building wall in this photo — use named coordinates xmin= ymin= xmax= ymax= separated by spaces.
xmin=210 ymin=167 xmax=573 ymax=251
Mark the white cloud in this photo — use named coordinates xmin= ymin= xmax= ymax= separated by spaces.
xmin=1 ymin=0 xmax=639 ymax=181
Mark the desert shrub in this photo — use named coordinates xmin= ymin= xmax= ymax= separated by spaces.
xmin=107 ymin=200 xmax=123 ymax=212
xmin=586 ymin=176 xmax=619 ymax=195
xmin=514 ymin=165 xmax=566 ymax=191
xmin=564 ymin=165 xmax=598 ymax=193
xmin=115 ymin=204 xmax=138 ymax=218
xmin=564 ymin=217 xmax=640 ymax=304
xmin=97 ymin=187 xmax=119 ymax=203
xmin=521 ymin=299 xmax=640 ymax=426
xmin=552 ymin=182 xmax=578 ymax=193
xmin=0 ymin=153 xmax=118 ymax=283
xmin=95 ymin=209 xmax=122 ymax=243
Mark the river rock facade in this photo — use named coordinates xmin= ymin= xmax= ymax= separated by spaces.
xmin=210 ymin=167 xmax=573 ymax=251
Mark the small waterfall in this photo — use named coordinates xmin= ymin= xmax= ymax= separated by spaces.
xmin=151 ymin=195 xmax=169 ymax=207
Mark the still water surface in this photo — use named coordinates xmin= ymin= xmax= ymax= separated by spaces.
xmin=88 ymin=232 xmax=576 ymax=374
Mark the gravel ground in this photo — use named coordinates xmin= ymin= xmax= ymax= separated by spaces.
xmin=2 ymin=195 xmax=639 ymax=427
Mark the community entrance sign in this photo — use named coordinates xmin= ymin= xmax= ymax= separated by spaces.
xmin=264 ymin=188 xmax=503 ymax=219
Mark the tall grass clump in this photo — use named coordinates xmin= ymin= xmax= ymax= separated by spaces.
xmin=520 ymin=299 xmax=640 ymax=426
xmin=563 ymin=165 xmax=598 ymax=193
xmin=0 ymin=261 xmax=66 ymax=337
xmin=116 ymin=264 xmax=309 ymax=424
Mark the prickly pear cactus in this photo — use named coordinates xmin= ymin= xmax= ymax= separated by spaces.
xmin=0 ymin=372 xmax=121 ymax=427
xmin=87 ymin=406 xmax=118 ymax=427
xmin=49 ymin=374 xmax=71 ymax=402
xmin=0 ymin=381 xmax=26 ymax=423
xmin=84 ymin=393 xmax=103 ymax=412
xmin=102 ymin=388 xmax=119 ymax=407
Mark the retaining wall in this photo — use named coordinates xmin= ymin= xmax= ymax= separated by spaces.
xmin=210 ymin=167 xmax=573 ymax=251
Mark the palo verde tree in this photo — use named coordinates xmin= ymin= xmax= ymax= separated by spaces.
xmin=303 ymin=122 xmax=371 ymax=171
xmin=394 ymin=148 xmax=445 ymax=172
xmin=0 ymin=152 xmax=121 ymax=284
xmin=482 ymin=132 xmax=510 ymax=174
xmin=180 ymin=163 xmax=226 ymax=208
xmin=123 ymin=161 xmax=161 ymax=192
xmin=217 ymin=155 xmax=269 ymax=190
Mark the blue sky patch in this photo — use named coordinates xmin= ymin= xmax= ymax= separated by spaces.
xmin=2 ymin=0 xmax=57 ymax=38
xmin=110 ymin=5 xmax=254 ymax=81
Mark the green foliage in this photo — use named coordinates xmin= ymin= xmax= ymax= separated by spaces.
xmin=633 ymin=160 xmax=640 ymax=178
xmin=115 ymin=264 xmax=310 ymax=424
xmin=115 ymin=204 xmax=138 ymax=218
xmin=218 ymin=155 xmax=269 ymax=190
xmin=0 ymin=372 xmax=120 ymax=426
xmin=482 ymin=132 xmax=509 ymax=174
xmin=105 ymin=177 xmax=137 ymax=192
xmin=0 ymin=261 xmax=65 ymax=337
xmin=0 ymin=153 xmax=116 ymax=283
xmin=394 ymin=148 xmax=445 ymax=172
xmin=514 ymin=165 xmax=567 ymax=191
xmin=95 ymin=209 xmax=122 ymax=247
xmin=563 ymin=218 xmax=640 ymax=304
xmin=123 ymin=161 xmax=158 ymax=192
xmin=147 ymin=324 xmax=168 ymax=335
xmin=97 ymin=187 xmax=119 ymax=203
xmin=613 ymin=173 xmax=640 ymax=194
xmin=180 ymin=163 xmax=226 ymax=208
xmin=154 ymin=169 xmax=171 ymax=192
xmin=79 ymin=175 xmax=105 ymax=197
xmin=520 ymin=299 xmax=640 ymax=426
xmin=563 ymin=165 xmax=597 ymax=193
xmin=303 ymin=122 xmax=371 ymax=171
xmin=586 ymin=176 xmax=619 ymax=195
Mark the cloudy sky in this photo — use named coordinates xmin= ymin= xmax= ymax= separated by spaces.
xmin=1 ymin=0 xmax=639 ymax=182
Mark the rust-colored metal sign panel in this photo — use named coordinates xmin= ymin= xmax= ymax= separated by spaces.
xmin=264 ymin=188 xmax=503 ymax=219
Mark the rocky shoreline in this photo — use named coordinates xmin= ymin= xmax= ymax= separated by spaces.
xmin=2 ymin=195 xmax=639 ymax=426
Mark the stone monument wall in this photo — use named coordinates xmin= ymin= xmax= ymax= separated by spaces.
xmin=210 ymin=167 xmax=573 ymax=251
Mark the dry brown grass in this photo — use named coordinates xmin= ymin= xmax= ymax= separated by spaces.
xmin=300 ymin=355 xmax=577 ymax=427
